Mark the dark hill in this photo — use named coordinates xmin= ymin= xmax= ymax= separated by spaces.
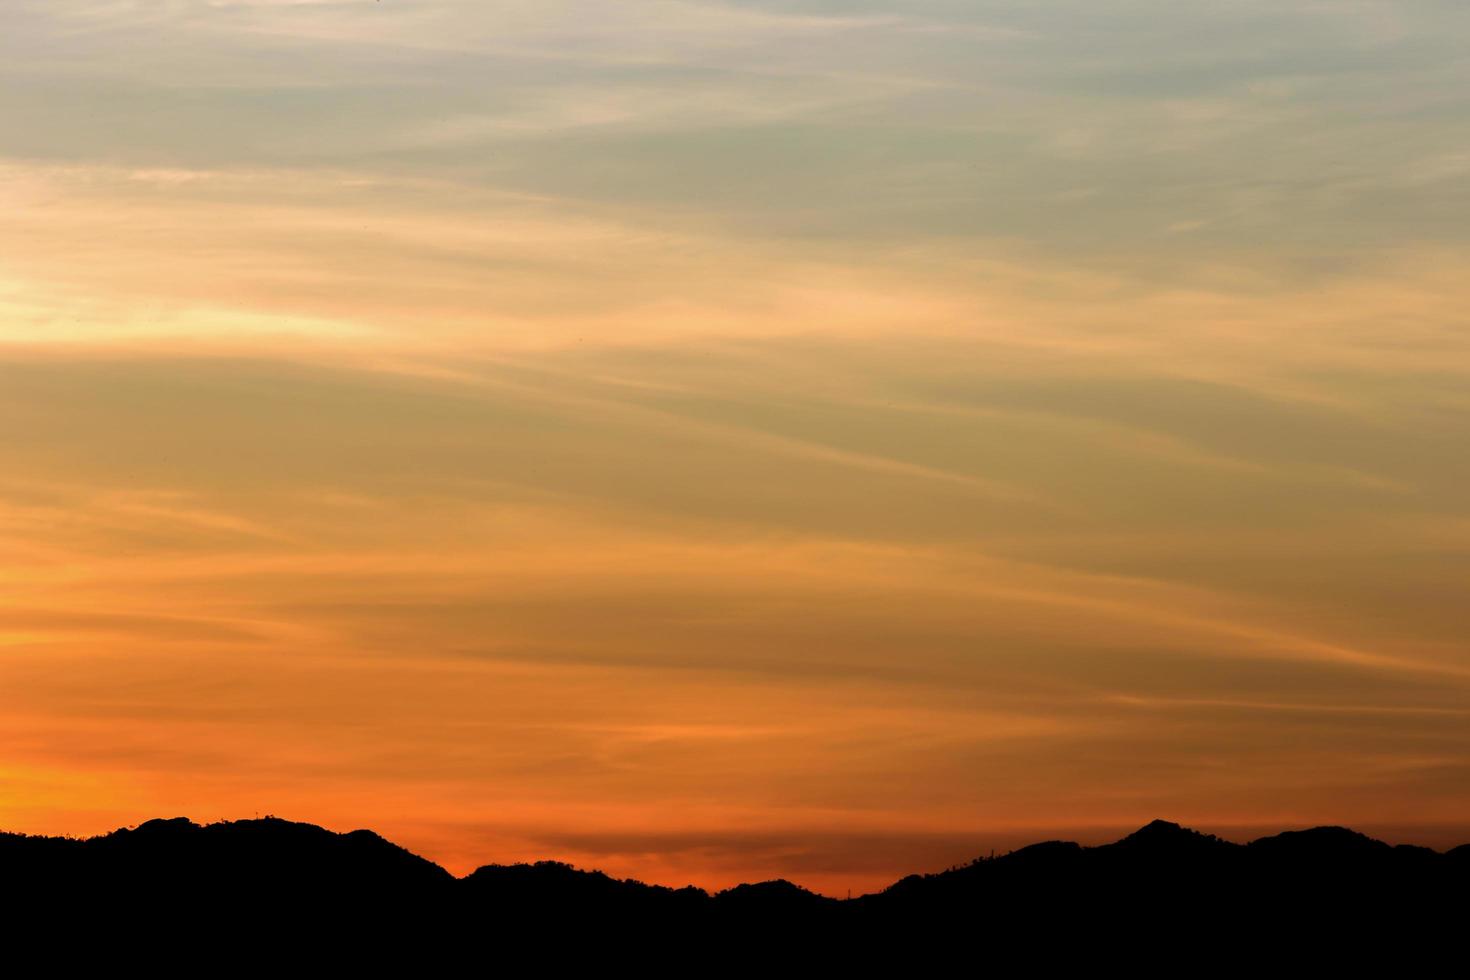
xmin=1111 ymin=817 xmax=1230 ymax=851
xmin=462 ymin=859 xmax=709 ymax=919
xmin=5 ymin=815 xmax=451 ymax=908
xmin=2 ymin=816 xmax=1466 ymax=963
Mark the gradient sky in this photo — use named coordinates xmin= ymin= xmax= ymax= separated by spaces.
xmin=3 ymin=1 xmax=1469 ymax=895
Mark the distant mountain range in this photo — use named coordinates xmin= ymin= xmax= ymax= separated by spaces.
xmin=4 ymin=816 xmax=1466 ymax=962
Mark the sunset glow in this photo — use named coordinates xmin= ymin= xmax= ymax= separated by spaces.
xmin=3 ymin=1 xmax=1469 ymax=895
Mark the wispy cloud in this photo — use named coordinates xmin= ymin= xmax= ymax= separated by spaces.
xmin=4 ymin=0 xmax=1470 ymax=894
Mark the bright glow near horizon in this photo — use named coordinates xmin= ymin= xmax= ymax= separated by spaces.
xmin=2 ymin=1 xmax=1469 ymax=894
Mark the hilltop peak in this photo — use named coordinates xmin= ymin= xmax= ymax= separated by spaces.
xmin=127 ymin=817 xmax=200 ymax=835
xmin=1113 ymin=819 xmax=1227 ymax=850
xmin=1248 ymin=825 xmax=1391 ymax=856
xmin=716 ymin=878 xmax=836 ymax=910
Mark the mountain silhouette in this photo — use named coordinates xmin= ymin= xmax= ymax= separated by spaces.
xmin=3 ymin=815 xmax=1465 ymax=964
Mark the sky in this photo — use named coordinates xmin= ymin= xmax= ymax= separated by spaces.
xmin=2 ymin=0 xmax=1469 ymax=896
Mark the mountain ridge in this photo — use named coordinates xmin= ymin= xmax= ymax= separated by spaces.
xmin=4 ymin=812 xmax=1466 ymax=897
xmin=5 ymin=813 xmax=1467 ymax=963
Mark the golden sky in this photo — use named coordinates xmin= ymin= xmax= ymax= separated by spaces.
xmin=2 ymin=1 xmax=1469 ymax=895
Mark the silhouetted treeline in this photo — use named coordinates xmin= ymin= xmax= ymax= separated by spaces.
xmin=3 ymin=816 xmax=1466 ymax=966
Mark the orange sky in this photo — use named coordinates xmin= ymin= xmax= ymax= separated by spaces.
xmin=3 ymin=1 xmax=1469 ymax=895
